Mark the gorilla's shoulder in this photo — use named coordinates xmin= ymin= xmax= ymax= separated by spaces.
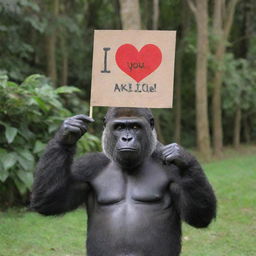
xmin=72 ymin=152 xmax=110 ymax=181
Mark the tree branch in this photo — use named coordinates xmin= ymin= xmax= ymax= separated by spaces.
xmin=187 ymin=0 xmax=197 ymax=16
xmin=152 ymin=0 xmax=159 ymax=30
xmin=213 ymin=0 xmax=223 ymax=37
xmin=223 ymin=0 xmax=240 ymax=40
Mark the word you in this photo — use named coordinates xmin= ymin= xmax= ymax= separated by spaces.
xmin=127 ymin=62 xmax=144 ymax=72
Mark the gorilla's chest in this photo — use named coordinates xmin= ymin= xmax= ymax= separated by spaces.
xmin=90 ymin=161 xmax=170 ymax=205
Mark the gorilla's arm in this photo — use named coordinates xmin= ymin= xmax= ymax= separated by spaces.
xmin=162 ymin=143 xmax=217 ymax=228
xmin=31 ymin=141 xmax=108 ymax=216
xmin=30 ymin=138 xmax=85 ymax=215
xmin=30 ymin=115 xmax=106 ymax=215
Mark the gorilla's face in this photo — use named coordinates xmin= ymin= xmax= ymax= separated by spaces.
xmin=102 ymin=113 xmax=157 ymax=169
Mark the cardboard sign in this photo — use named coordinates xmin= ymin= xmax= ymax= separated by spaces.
xmin=90 ymin=30 xmax=176 ymax=108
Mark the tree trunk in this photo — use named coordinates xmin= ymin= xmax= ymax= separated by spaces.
xmin=114 ymin=0 xmax=122 ymax=29
xmin=211 ymin=0 xmax=239 ymax=155
xmin=46 ymin=0 xmax=59 ymax=86
xmin=152 ymin=0 xmax=159 ymax=30
xmin=46 ymin=34 xmax=57 ymax=86
xmin=188 ymin=0 xmax=211 ymax=159
xmin=173 ymin=1 xmax=190 ymax=143
xmin=60 ymin=36 xmax=68 ymax=85
xmin=233 ymin=107 xmax=241 ymax=148
xmin=243 ymin=115 xmax=251 ymax=144
xmin=212 ymin=46 xmax=225 ymax=156
xmin=174 ymin=54 xmax=182 ymax=144
xmin=59 ymin=0 xmax=68 ymax=86
xmin=155 ymin=115 xmax=165 ymax=144
xmin=119 ymin=0 xmax=141 ymax=29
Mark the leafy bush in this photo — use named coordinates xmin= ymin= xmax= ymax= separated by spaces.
xmin=0 ymin=74 xmax=100 ymax=206
xmin=223 ymin=54 xmax=256 ymax=113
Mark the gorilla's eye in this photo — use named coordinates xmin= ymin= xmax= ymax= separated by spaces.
xmin=115 ymin=124 xmax=125 ymax=130
xmin=132 ymin=124 xmax=141 ymax=130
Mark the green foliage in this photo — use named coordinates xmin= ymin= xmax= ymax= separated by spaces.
xmin=222 ymin=54 xmax=256 ymax=114
xmin=0 ymin=74 xmax=100 ymax=203
xmin=77 ymin=133 xmax=102 ymax=156
xmin=0 ymin=0 xmax=42 ymax=81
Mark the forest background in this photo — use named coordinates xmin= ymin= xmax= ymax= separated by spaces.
xmin=0 ymin=0 xmax=255 ymax=206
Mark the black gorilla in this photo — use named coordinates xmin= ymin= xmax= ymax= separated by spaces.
xmin=31 ymin=107 xmax=216 ymax=256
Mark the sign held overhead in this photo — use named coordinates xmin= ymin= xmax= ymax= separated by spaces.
xmin=90 ymin=30 xmax=176 ymax=108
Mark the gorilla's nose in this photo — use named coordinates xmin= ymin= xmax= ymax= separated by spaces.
xmin=121 ymin=136 xmax=133 ymax=142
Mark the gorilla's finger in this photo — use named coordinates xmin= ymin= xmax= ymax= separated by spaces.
xmin=166 ymin=153 xmax=180 ymax=160
xmin=170 ymin=143 xmax=180 ymax=148
xmin=161 ymin=145 xmax=173 ymax=150
xmin=164 ymin=144 xmax=181 ymax=154
xmin=65 ymin=118 xmax=88 ymax=127
xmin=63 ymin=125 xmax=81 ymax=134
xmin=162 ymin=151 xmax=172 ymax=157
xmin=73 ymin=114 xmax=94 ymax=123
xmin=67 ymin=120 xmax=87 ymax=127
xmin=161 ymin=145 xmax=177 ymax=153
xmin=67 ymin=123 xmax=87 ymax=133
xmin=162 ymin=148 xmax=177 ymax=157
xmin=165 ymin=154 xmax=180 ymax=164
xmin=163 ymin=144 xmax=181 ymax=152
xmin=162 ymin=146 xmax=176 ymax=153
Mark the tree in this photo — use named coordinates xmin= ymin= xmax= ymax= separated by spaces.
xmin=152 ymin=0 xmax=159 ymax=30
xmin=174 ymin=1 xmax=190 ymax=143
xmin=59 ymin=1 xmax=68 ymax=86
xmin=188 ymin=0 xmax=211 ymax=159
xmin=211 ymin=0 xmax=239 ymax=155
xmin=45 ymin=0 xmax=59 ymax=86
xmin=119 ymin=0 xmax=141 ymax=29
xmin=222 ymin=55 xmax=256 ymax=149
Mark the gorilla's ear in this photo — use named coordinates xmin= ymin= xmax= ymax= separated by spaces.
xmin=150 ymin=118 xmax=154 ymax=129
xmin=103 ymin=117 xmax=106 ymax=128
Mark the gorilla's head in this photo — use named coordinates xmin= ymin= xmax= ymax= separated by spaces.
xmin=102 ymin=108 xmax=157 ymax=168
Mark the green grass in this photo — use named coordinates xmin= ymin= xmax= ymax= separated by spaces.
xmin=0 ymin=153 xmax=256 ymax=256
xmin=181 ymin=154 xmax=256 ymax=256
xmin=0 ymin=209 xmax=86 ymax=256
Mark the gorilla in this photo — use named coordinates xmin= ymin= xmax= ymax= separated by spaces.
xmin=31 ymin=107 xmax=216 ymax=256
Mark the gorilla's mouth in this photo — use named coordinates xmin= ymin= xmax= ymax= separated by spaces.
xmin=118 ymin=148 xmax=137 ymax=152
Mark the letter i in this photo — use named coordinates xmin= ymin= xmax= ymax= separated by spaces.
xmin=101 ymin=48 xmax=111 ymax=73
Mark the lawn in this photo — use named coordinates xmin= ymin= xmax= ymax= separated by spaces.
xmin=0 ymin=153 xmax=255 ymax=256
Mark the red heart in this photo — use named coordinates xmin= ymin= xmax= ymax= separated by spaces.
xmin=115 ymin=44 xmax=162 ymax=82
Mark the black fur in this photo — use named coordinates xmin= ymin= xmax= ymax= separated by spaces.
xmin=31 ymin=108 xmax=216 ymax=256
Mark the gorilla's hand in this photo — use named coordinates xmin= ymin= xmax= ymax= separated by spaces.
xmin=161 ymin=143 xmax=193 ymax=169
xmin=56 ymin=114 xmax=94 ymax=145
